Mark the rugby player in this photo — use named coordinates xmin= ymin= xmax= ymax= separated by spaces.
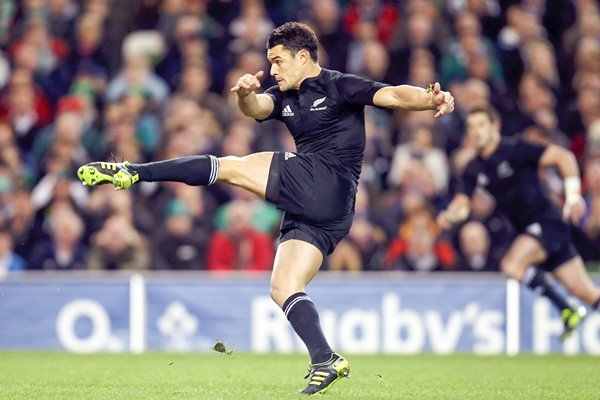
xmin=78 ymin=22 xmax=454 ymax=394
xmin=439 ymin=105 xmax=599 ymax=340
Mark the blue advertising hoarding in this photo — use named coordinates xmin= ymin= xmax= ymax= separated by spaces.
xmin=0 ymin=273 xmax=598 ymax=354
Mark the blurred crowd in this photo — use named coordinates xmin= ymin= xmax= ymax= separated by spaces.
xmin=0 ymin=0 xmax=599 ymax=277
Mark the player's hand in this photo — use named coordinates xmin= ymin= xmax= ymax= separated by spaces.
xmin=431 ymin=82 xmax=455 ymax=119
xmin=436 ymin=210 xmax=454 ymax=230
xmin=563 ymin=195 xmax=586 ymax=224
xmin=230 ymin=71 xmax=264 ymax=97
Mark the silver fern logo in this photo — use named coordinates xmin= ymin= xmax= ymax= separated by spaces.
xmin=310 ymin=97 xmax=327 ymax=111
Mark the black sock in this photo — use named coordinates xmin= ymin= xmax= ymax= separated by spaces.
xmin=593 ymin=297 xmax=600 ymax=311
xmin=130 ymin=155 xmax=218 ymax=185
xmin=283 ymin=292 xmax=333 ymax=364
xmin=523 ymin=266 xmax=571 ymax=311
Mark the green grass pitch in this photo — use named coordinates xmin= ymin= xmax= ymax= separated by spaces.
xmin=0 ymin=352 xmax=599 ymax=399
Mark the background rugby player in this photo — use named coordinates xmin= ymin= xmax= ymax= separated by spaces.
xmin=439 ymin=106 xmax=600 ymax=340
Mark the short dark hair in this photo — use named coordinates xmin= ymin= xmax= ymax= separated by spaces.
xmin=267 ymin=22 xmax=318 ymax=62
xmin=468 ymin=104 xmax=500 ymax=123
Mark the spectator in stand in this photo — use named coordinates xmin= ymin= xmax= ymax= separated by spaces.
xmin=152 ymin=199 xmax=208 ymax=270
xmin=32 ymin=96 xmax=100 ymax=171
xmin=328 ymin=188 xmax=387 ymax=271
xmin=105 ymin=54 xmax=170 ymax=107
xmin=0 ymin=69 xmax=52 ymax=150
xmin=497 ymin=5 xmax=546 ymax=90
xmin=0 ymin=227 xmax=26 ymax=278
xmin=47 ymin=0 xmax=78 ymax=40
xmin=582 ymin=122 xmax=600 ymax=254
xmin=158 ymin=14 xmax=217 ymax=89
xmin=505 ymin=72 xmax=557 ymax=137
xmin=387 ymin=12 xmax=440 ymax=85
xmin=28 ymin=202 xmax=87 ymax=270
xmin=176 ymin=62 xmax=230 ymax=129
xmin=385 ymin=207 xmax=456 ymax=272
xmin=360 ymin=40 xmax=389 ymax=82
xmin=446 ymin=0 xmax=503 ymax=39
xmin=88 ymin=213 xmax=149 ymax=270
xmin=457 ymin=220 xmax=496 ymax=271
xmin=7 ymin=187 xmax=39 ymax=260
xmin=119 ymin=87 xmax=161 ymax=157
xmin=207 ymin=200 xmax=273 ymax=271
xmin=345 ymin=20 xmax=377 ymax=76
xmin=0 ymin=123 xmax=35 ymax=187
xmin=343 ymin=0 xmax=399 ymax=45
xmin=308 ymin=0 xmax=350 ymax=72
xmin=439 ymin=77 xmax=491 ymax=153
xmin=12 ymin=15 xmax=71 ymax=101
xmin=68 ymin=14 xmax=110 ymax=78
xmin=524 ymin=38 xmax=560 ymax=91
xmin=440 ymin=11 xmax=503 ymax=86
xmin=156 ymin=96 xmax=221 ymax=162
xmin=227 ymin=0 xmax=274 ymax=55
xmin=388 ymin=126 xmax=449 ymax=201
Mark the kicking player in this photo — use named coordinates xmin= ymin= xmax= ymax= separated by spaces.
xmin=78 ymin=22 xmax=454 ymax=394
xmin=438 ymin=105 xmax=600 ymax=340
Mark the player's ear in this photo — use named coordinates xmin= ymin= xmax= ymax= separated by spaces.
xmin=299 ymin=49 xmax=308 ymax=65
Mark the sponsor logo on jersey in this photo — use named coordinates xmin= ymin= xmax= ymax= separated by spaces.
xmin=497 ymin=160 xmax=514 ymax=178
xmin=284 ymin=152 xmax=296 ymax=160
xmin=310 ymin=97 xmax=327 ymax=112
xmin=282 ymin=105 xmax=294 ymax=117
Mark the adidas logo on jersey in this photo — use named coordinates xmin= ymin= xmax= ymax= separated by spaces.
xmin=310 ymin=96 xmax=327 ymax=111
xmin=284 ymin=152 xmax=296 ymax=160
xmin=282 ymin=105 xmax=294 ymax=117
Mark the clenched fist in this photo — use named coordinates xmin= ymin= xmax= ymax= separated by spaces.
xmin=230 ymin=71 xmax=264 ymax=97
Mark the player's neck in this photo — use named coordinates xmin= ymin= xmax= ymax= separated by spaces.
xmin=295 ymin=64 xmax=322 ymax=90
xmin=481 ymin=134 xmax=500 ymax=159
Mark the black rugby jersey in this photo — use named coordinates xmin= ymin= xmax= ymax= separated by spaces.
xmin=259 ymin=68 xmax=388 ymax=182
xmin=459 ymin=137 xmax=561 ymax=230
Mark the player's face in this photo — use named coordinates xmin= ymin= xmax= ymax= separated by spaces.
xmin=466 ymin=112 xmax=497 ymax=152
xmin=267 ymin=45 xmax=306 ymax=91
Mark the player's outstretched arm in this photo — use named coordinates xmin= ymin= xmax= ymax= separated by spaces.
xmin=437 ymin=193 xmax=471 ymax=230
xmin=230 ymin=70 xmax=274 ymax=120
xmin=539 ymin=145 xmax=586 ymax=223
xmin=373 ymin=82 xmax=454 ymax=118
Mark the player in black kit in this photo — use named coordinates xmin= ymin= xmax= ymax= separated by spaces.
xmin=439 ymin=106 xmax=600 ymax=340
xmin=77 ymin=22 xmax=454 ymax=394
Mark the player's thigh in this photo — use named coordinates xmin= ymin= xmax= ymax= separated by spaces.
xmin=553 ymin=256 xmax=600 ymax=304
xmin=270 ymin=239 xmax=324 ymax=307
xmin=501 ymin=234 xmax=548 ymax=280
xmin=217 ymin=152 xmax=274 ymax=198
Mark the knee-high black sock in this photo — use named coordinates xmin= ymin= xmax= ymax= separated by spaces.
xmin=283 ymin=292 xmax=333 ymax=364
xmin=523 ymin=266 xmax=571 ymax=311
xmin=130 ymin=155 xmax=218 ymax=185
xmin=593 ymin=297 xmax=600 ymax=312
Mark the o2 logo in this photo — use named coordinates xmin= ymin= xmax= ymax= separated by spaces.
xmin=55 ymin=299 xmax=124 ymax=353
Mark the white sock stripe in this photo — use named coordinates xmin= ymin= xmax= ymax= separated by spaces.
xmin=522 ymin=266 xmax=536 ymax=286
xmin=208 ymin=155 xmax=218 ymax=185
xmin=284 ymin=295 xmax=311 ymax=317
xmin=209 ymin=155 xmax=216 ymax=185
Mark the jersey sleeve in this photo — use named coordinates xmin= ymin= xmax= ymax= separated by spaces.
xmin=457 ymin=161 xmax=478 ymax=198
xmin=513 ymin=138 xmax=547 ymax=167
xmin=335 ymin=73 xmax=389 ymax=106
xmin=256 ymin=85 xmax=283 ymax=122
